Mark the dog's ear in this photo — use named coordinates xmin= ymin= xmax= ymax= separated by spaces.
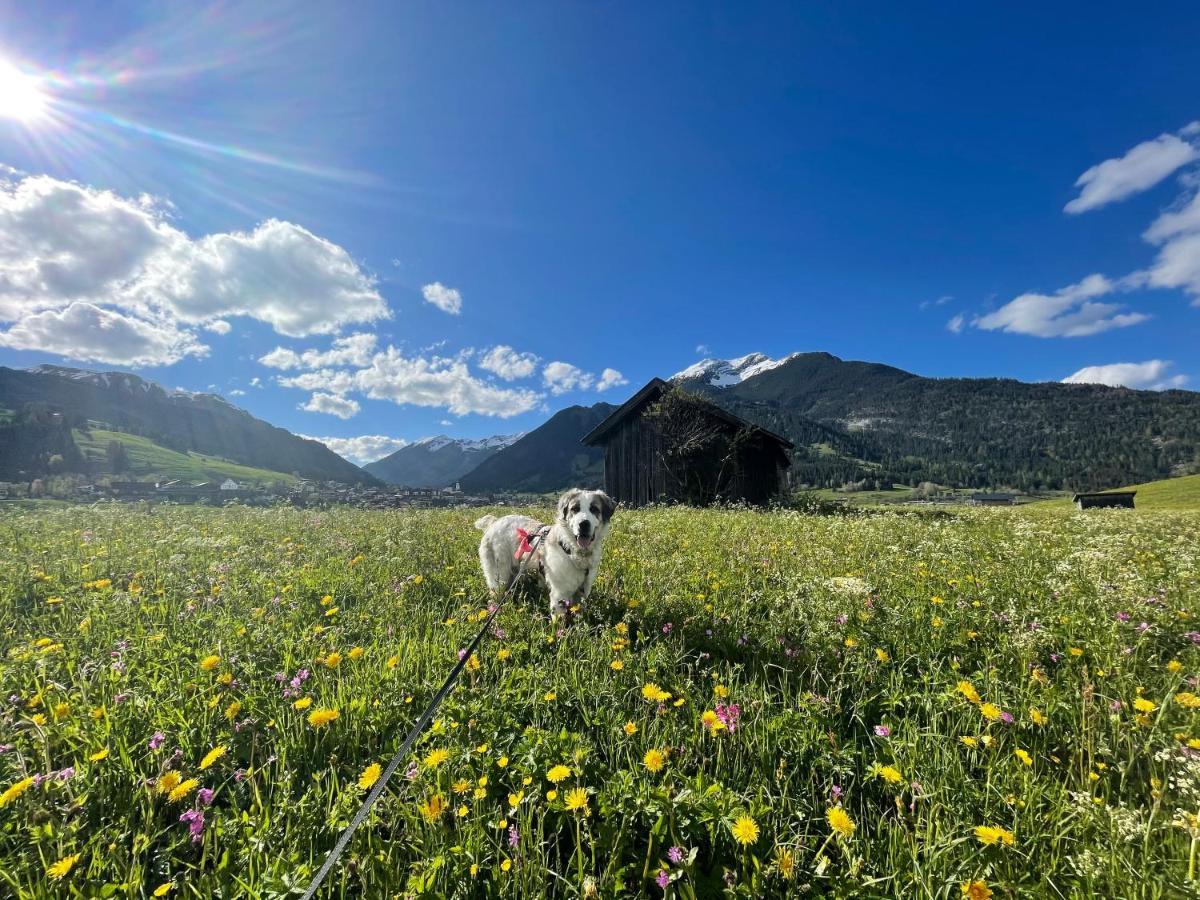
xmin=596 ymin=490 xmax=616 ymax=522
xmin=558 ymin=489 xmax=580 ymax=523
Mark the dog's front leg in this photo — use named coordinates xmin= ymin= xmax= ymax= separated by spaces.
xmin=549 ymin=592 xmax=571 ymax=620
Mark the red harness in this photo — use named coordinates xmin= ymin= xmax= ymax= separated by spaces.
xmin=514 ymin=526 xmax=549 ymax=561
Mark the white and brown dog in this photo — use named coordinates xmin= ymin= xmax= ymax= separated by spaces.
xmin=475 ymin=488 xmax=615 ymax=618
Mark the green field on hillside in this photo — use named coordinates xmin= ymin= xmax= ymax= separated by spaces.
xmin=72 ymin=428 xmax=298 ymax=486
xmin=1042 ymin=474 xmax=1200 ymax=511
xmin=3 ymin=504 xmax=1199 ymax=897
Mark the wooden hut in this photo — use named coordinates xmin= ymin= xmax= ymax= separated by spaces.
xmin=1073 ymin=490 xmax=1136 ymax=510
xmin=581 ymin=378 xmax=793 ymax=507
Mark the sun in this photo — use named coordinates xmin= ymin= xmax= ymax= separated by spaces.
xmin=0 ymin=57 xmax=49 ymax=122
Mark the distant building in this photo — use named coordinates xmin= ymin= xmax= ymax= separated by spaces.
xmin=1073 ymin=490 xmax=1136 ymax=510
xmin=220 ymin=478 xmax=240 ymax=491
xmin=581 ymin=378 xmax=793 ymax=507
xmin=970 ymin=492 xmax=1016 ymax=506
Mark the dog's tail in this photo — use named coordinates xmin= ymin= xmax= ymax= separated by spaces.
xmin=473 ymin=514 xmax=496 ymax=531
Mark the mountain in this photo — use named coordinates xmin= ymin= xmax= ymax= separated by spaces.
xmin=671 ymin=352 xmax=799 ymax=387
xmin=0 ymin=365 xmax=374 ymax=483
xmin=674 ymin=352 xmax=1200 ymax=492
xmin=365 ymin=434 xmax=523 ymax=487
xmin=459 ymin=403 xmax=617 ymax=494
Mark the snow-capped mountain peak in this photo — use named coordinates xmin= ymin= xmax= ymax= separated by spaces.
xmin=413 ymin=433 xmax=524 ymax=453
xmin=671 ymin=352 xmax=799 ymax=387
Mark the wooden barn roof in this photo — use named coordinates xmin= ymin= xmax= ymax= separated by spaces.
xmin=1071 ymin=490 xmax=1137 ymax=501
xmin=580 ymin=377 xmax=794 ymax=449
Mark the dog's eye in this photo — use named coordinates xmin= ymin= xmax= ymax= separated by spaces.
xmin=589 ymin=505 xmax=599 ymax=516
xmin=570 ymin=504 xmax=580 ymax=513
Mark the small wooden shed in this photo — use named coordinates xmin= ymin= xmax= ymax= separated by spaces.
xmin=970 ymin=492 xmax=1016 ymax=506
xmin=1073 ymin=490 xmax=1136 ymax=510
xmin=581 ymin=378 xmax=793 ymax=507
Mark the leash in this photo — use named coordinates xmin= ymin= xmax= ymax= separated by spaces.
xmin=299 ymin=549 xmax=532 ymax=899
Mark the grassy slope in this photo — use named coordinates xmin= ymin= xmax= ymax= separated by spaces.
xmin=73 ymin=428 xmax=298 ymax=486
xmin=1041 ymin=473 xmax=1200 ymax=511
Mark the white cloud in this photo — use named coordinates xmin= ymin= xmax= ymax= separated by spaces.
xmin=946 ymin=313 xmax=965 ymax=334
xmin=695 ymin=344 xmax=711 ymax=356
xmin=249 ymin=377 xmax=262 ymax=388
xmin=421 ymin=281 xmax=462 ymax=315
xmin=259 ymin=332 xmax=377 ymax=370
xmin=479 ymin=345 xmax=539 ymax=380
xmin=0 ymin=170 xmax=389 ymax=365
xmin=1062 ymin=360 xmax=1188 ymax=390
xmin=277 ymin=368 xmax=358 ymax=395
xmin=596 ymin=368 xmax=628 ymax=391
xmin=0 ymin=302 xmax=208 ymax=366
xmin=920 ymin=295 xmax=954 ymax=310
xmin=354 ymin=348 xmax=540 ymax=417
xmin=301 ymin=434 xmax=408 ymax=464
xmin=972 ymin=274 xmax=1149 ymax=338
xmin=1142 ymin=189 xmax=1200 ymax=303
xmin=543 ymin=361 xmax=594 ymax=394
xmin=228 ymin=388 xmax=246 ymax=396
xmin=301 ymin=392 xmax=360 ymax=419
xmin=1064 ymin=128 xmax=1198 ymax=214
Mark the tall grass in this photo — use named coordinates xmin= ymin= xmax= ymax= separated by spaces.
xmin=1 ymin=504 xmax=1198 ymax=898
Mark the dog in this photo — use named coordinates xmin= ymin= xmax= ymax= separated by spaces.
xmin=475 ymin=488 xmax=615 ymax=618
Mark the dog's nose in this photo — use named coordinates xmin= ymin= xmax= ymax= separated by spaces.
xmin=579 ymin=520 xmax=592 ymax=535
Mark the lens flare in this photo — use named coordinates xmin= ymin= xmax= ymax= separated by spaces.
xmin=0 ymin=57 xmax=49 ymax=122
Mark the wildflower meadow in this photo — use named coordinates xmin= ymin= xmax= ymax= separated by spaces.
xmin=1 ymin=503 xmax=1199 ymax=898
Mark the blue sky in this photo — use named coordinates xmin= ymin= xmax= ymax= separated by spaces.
xmin=1 ymin=2 xmax=1198 ymax=463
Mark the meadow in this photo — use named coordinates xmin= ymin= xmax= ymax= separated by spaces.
xmin=1 ymin=503 xmax=1199 ymax=899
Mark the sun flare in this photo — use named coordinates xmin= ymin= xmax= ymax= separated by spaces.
xmin=0 ymin=57 xmax=49 ymax=122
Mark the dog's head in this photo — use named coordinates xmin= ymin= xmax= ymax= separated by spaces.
xmin=557 ymin=488 xmax=615 ymax=551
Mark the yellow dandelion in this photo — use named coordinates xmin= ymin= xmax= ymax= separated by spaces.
xmin=324 ymin=651 xmax=342 ymax=667
xmin=610 ymin=660 xmax=624 ymax=671
xmin=1176 ymin=692 xmax=1200 ymax=709
xmin=500 ymin=858 xmax=513 ymax=872
xmin=359 ymin=763 xmax=382 ymax=790
xmin=0 ymin=776 xmax=35 ymax=807
xmin=774 ymin=846 xmax=795 ymax=879
xmin=974 ymin=825 xmax=1015 ymax=846
xmin=496 ymin=648 xmax=511 ymax=661
xmin=546 ymin=789 xmax=558 ymax=801
xmin=349 ymin=646 xmax=364 ymax=660
xmin=961 ymin=881 xmax=992 ymax=900
xmin=89 ymin=748 xmax=109 ymax=762
xmin=979 ymin=703 xmax=1003 ymax=722
xmin=308 ymin=707 xmax=340 ymax=727
xmin=418 ymin=793 xmax=446 ymax=822
xmin=956 ymin=681 xmax=981 ymax=704
xmin=199 ymin=745 xmax=227 ymax=769
xmin=731 ymin=814 xmax=760 ymax=845
xmin=1030 ymin=708 xmax=1047 ymax=726
xmin=1168 ymin=660 xmax=1183 ymax=673
xmin=496 ymin=756 xmax=509 ymax=768
xmin=168 ymin=778 xmax=199 ymax=802
xmin=293 ymin=697 xmax=313 ymax=710
xmin=547 ymin=764 xmax=571 ymax=783
xmin=960 ymin=736 xmax=978 ymax=748
xmin=623 ymin=721 xmax=638 ymax=735
xmin=153 ymin=883 xmax=174 ymax=897
xmin=47 ymin=854 xmax=80 ymax=880
xmin=1133 ymin=697 xmax=1157 ymax=714
xmin=1014 ymin=748 xmax=1032 ymax=767
xmin=827 ymin=806 xmax=855 ymax=838
xmin=701 ymin=710 xmax=725 ymax=732
xmin=1068 ymin=647 xmax=1083 ymax=657
xmin=224 ymin=700 xmax=241 ymax=721
xmin=200 ymin=654 xmax=220 ymax=671
xmin=643 ymin=748 xmax=667 ymax=773
xmin=875 ymin=648 xmax=889 ymax=663
xmin=564 ymin=787 xmax=589 ymax=812
xmin=424 ymin=748 xmax=449 ymax=768
xmin=543 ymin=691 xmax=557 ymax=701
xmin=157 ymin=771 xmax=182 ymax=795
xmin=641 ymin=683 xmax=671 ymax=703
xmin=877 ymin=765 xmax=903 ymax=784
